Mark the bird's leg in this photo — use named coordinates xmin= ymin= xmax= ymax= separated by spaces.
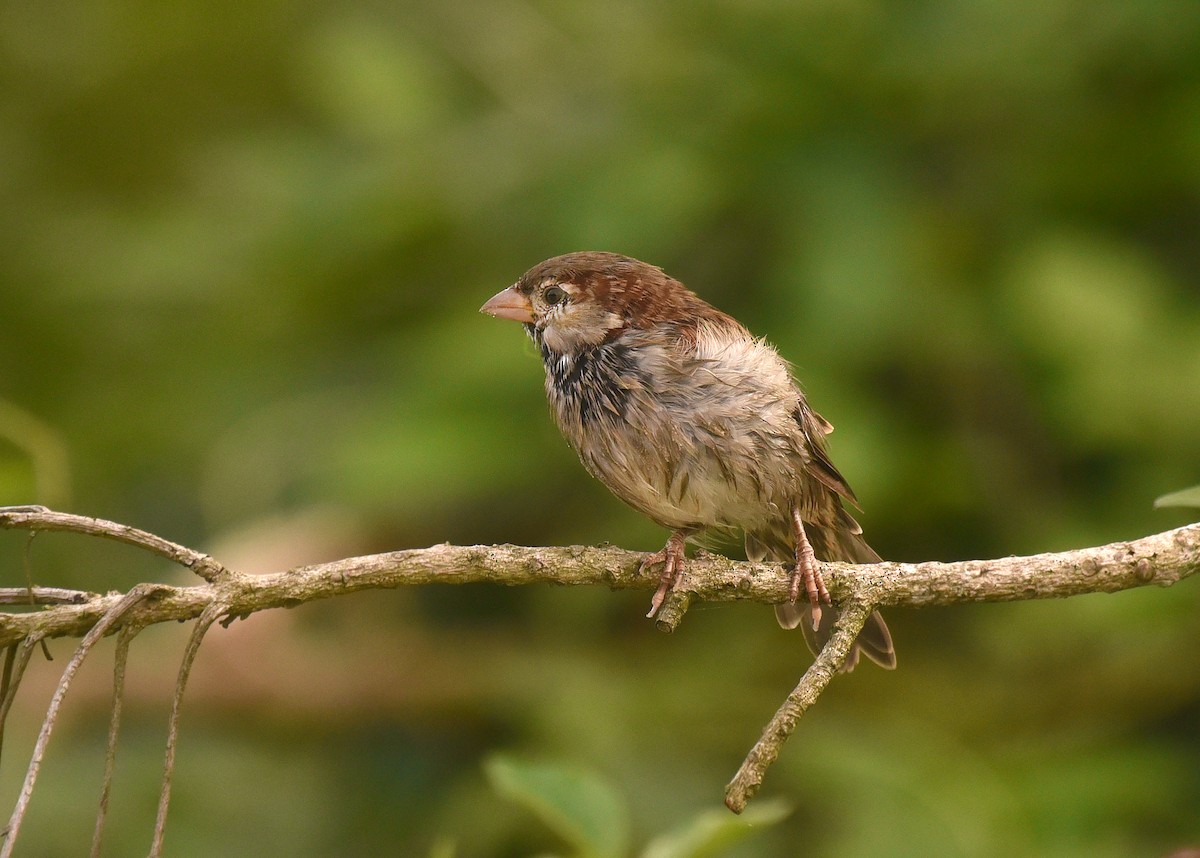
xmin=642 ymin=530 xmax=688 ymax=618
xmin=789 ymin=506 xmax=830 ymax=631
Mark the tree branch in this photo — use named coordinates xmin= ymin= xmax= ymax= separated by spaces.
xmin=724 ymin=600 xmax=872 ymax=812
xmin=1 ymin=511 xmax=1195 ymax=648
xmin=0 ymin=507 xmax=227 ymax=583
xmin=0 ymin=504 xmax=1197 ymax=838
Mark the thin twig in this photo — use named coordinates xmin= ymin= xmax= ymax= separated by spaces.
xmin=21 ymin=532 xmax=53 ymax=662
xmin=91 ymin=624 xmax=139 ymax=858
xmin=0 ymin=586 xmax=160 ymax=858
xmin=148 ymin=603 xmax=223 ymax=858
xmin=0 ymin=506 xmax=229 ymax=583
xmin=22 ymin=532 xmax=36 ymax=605
xmin=724 ymin=600 xmax=873 ymax=813
xmin=0 ymin=639 xmax=40 ymax=772
xmin=0 ymin=639 xmax=39 ymax=731
xmin=0 ymin=647 xmax=13 ymax=770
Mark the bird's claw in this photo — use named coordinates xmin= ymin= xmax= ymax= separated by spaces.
xmin=789 ymin=509 xmax=831 ymax=631
xmin=641 ymin=532 xmax=688 ymax=618
xmin=647 ymin=581 xmax=672 ymax=618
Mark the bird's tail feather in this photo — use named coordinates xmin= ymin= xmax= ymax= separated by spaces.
xmin=774 ymin=602 xmax=895 ymax=671
xmin=749 ymin=516 xmax=896 ymax=671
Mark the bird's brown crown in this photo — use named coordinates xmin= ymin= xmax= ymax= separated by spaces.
xmin=516 ymin=251 xmax=738 ymax=335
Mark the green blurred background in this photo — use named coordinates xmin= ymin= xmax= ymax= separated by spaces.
xmin=2 ymin=1 xmax=1199 ymax=855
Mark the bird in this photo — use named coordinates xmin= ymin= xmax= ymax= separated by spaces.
xmin=480 ymin=251 xmax=895 ymax=671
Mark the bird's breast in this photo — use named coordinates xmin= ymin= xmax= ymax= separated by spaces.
xmin=540 ymin=330 xmax=806 ymax=531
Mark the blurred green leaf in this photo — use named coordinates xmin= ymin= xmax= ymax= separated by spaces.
xmin=640 ymin=800 xmax=791 ymax=858
xmin=484 ymin=755 xmax=630 ymax=858
xmin=1154 ymin=486 xmax=1200 ymax=509
xmin=0 ymin=400 xmax=70 ymax=507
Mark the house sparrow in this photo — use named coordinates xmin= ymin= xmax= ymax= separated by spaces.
xmin=481 ymin=252 xmax=895 ymax=671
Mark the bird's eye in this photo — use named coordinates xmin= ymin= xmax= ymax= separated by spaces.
xmin=543 ymin=286 xmax=567 ymax=306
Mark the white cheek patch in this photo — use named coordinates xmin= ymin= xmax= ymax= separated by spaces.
xmin=542 ymin=325 xmax=570 ymax=354
xmin=544 ymin=307 xmax=625 ymax=353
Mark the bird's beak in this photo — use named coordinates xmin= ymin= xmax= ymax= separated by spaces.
xmin=480 ymin=286 xmax=535 ymax=323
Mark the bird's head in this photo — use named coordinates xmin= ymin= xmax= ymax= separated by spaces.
xmin=481 ymin=251 xmax=637 ymax=355
xmin=481 ymin=251 xmax=711 ymax=356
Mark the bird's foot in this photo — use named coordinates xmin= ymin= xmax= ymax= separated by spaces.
xmin=789 ymin=508 xmax=831 ymax=631
xmin=642 ymin=531 xmax=688 ymax=618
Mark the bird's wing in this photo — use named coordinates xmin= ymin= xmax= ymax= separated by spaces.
xmin=795 ymin=402 xmax=861 ymax=508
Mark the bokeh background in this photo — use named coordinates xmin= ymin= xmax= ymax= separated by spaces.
xmin=2 ymin=1 xmax=1200 ymax=855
